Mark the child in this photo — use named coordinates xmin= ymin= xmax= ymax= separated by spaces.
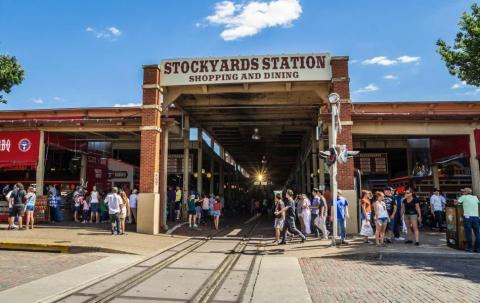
xmin=82 ymin=198 xmax=90 ymax=223
xmin=213 ymin=196 xmax=222 ymax=230
xmin=188 ymin=194 xmax=198 ymax=228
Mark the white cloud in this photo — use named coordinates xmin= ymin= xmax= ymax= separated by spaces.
xmin=397 ymin=55 xmax=420 ymax=63
xmin=86 ymin=26 xmax=122 ymax=41
xmin=53 ymin=96 xmax=65 ymax=102
xmin=451 ymin=81 xmax=467 ymax=89
xmin=384 ymin=74 xmax=398 ymax=80
xmin=362 ymin=55 xmax=421 ymax=66
xmin=354 ymin=84 xmax=379 ymax=93
xmin=32 ymin=98 xmax=44 ymax=104
xmin=113 ymin=102 xmax=141 ymax=107
xmin=362 ymin=56 xmax=397 ymax=66
xmin=350 ymin=59 xmax=358 ymax=64
xmin=205 ymin=0 xmax=302 ymax=41
xmin=108 ymin=27 xmax=122 ymax=37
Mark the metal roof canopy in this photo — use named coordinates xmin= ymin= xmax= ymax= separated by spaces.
xmin=164 ymin=81 xmax=330 ymax=186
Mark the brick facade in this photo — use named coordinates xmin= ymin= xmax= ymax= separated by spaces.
xmin=331 ymin=57 xmax=354 ymax=190
xmin=140 ymin=66 xmax=162 ymax=194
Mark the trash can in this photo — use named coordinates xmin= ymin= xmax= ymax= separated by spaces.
xmin=446 ymin=203 xmax=478 ymax=250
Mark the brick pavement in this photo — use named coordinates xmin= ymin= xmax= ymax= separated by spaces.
xmin=0 ymin=250 xmax=102 ymax=292
xmin=300 ymin=256 xmax=480 ymax=303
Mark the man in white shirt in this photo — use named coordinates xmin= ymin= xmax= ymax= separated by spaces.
xmin=107 ymin=187 xmax=121 ymax=235
xmin=129 ymin=189 xmax=138 ymax=224
xmin=430 ymin=189 xmax=446 ymax=232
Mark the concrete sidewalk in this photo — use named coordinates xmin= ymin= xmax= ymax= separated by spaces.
xmin=0 ymin=222 xmax=183 ymax=255
xmin=261 ymin=228 xmax=480 ymax=260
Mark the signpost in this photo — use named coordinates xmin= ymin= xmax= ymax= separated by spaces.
xmin=320 ymin=93 xmax=359 ymax=247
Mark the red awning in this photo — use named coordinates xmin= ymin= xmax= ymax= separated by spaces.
xmin=430 ymin=135 xmax=470 ymax=163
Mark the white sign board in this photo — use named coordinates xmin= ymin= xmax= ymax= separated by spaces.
xmin=160 ymin=53 xmax=332 ymax=86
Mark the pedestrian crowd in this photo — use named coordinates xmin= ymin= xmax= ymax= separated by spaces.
xmin=167 ymin=186 xmax=224 ymax=230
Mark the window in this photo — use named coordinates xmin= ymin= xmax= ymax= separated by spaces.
xmin=202 ymin=131 xmax=212 ymax=146
xmin=214 ymin=142 xmax=221 ymax=156
xmin=189 ymin=128 xmax=198 ymax=141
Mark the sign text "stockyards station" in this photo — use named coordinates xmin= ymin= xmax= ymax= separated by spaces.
xmin=160 ymin=53 xmax=332 ymax=86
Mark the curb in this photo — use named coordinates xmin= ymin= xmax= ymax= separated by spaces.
xmin=0 ymin=241 xmax=70 ymax=253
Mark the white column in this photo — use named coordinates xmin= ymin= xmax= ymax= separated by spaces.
xmin=35 ymin=131 xmax=45 ymax=196
xmin=80 ymin=154 xmax=87 ymax=185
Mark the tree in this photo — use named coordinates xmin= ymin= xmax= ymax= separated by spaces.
xmin=0 ymin=55 xmax=25 ymax=104
xmin=437 ymin=3 xmax=480 ymax=86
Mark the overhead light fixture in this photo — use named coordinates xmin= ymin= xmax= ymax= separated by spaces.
xmin=251 ymin=128 xmax=261 ymax=140
xmin=261 ymin=155 xmax=267 ymax=164
xmin=206 ymin=172 xmax=212 ymax=178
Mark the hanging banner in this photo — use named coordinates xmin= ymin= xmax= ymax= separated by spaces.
xmin=160 ymin=53 xmax=332 ymax=86
xmin=0 ymin=131 xmax=41 ymax=169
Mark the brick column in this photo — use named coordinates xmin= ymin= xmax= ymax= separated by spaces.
xmin=137 ymin=65 xmax=162 ymax=234
xmin=330 ymin=57 xmax=358 ymax=233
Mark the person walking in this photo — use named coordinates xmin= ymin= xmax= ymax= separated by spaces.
xmin=455 ymin=187 xmax=479 ymax=253
xmin=360 ymin=190 xmax=373 ymax=244
xmin=188 ymin=194 xmax=198 ymax=228
xmin=374 ymin=192 xmax=389 ymax=247
xmin=6 ymin=187 xmax=17 ymax=230
xmin=273 ymin=193 xmax=285 ymax=244
xmin=317 ymin=190 xmax=329 ymax=239
xmin=401 ymin=189 xmax=422 ymax=246
xmin=383 ymin=187 xmax=397 ymax=243
xmin=89 ymin=186 xmax=100 ymax=223
xmin=393 ymin=189 xmax=405 ymax=240
xmin=129 ymin=189 xmax=138 ymax=224
xmin=330 ymin=190 xmax=350 ymax=245
xmin=430 ymin=189 xmax=446 ymax=232
xmin=213 ymin=196 xmax=222 ymax=230
xmin=279 ymin=189 xmax=306 ymax=245
xmin=202 ymin=194 xmax=210 ymax=225
xmin=119 ymin=191 xmax=129 ymax=235
xmin=48 ymin=185 xmax=58 ymax=224
xmin=11 ymin=183 xmax=27 ymax=230
xmin=25 ymin=186 xmax=36 ymax=230
xmin=167 ymin=186 xmax=176 ymax=222
xmin=107 ymin=187 xmax=121 ymax=235
xmin=310 ymin=189 xmax=322 ymax=238
xmin=295 ymin=194 xmax=304 ymax=232
xmin=175 ymin=186 xmax=182 ymax=221
xmin=301 ymin=194 xmax=312 ymax=235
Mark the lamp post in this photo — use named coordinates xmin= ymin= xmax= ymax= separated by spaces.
xmin=328 ymin=93 xmax=340 ymax=247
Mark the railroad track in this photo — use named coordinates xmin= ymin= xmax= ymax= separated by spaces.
xmin=55 ymin=217 xmax=262 ymax=303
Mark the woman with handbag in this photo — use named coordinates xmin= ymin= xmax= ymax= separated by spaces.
xmin=360 ymin=190 xmax=373 ymax=244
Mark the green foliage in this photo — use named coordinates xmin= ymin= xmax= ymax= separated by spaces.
xmin=0 ymin=55 xmax=25 ymax=104
xmin=437 ymin=4 xmax=480 ymax=86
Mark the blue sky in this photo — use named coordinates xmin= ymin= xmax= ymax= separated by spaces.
xmin=0 ymin=0 xmax=478 ymax=110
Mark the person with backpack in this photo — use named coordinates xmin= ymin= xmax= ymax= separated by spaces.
xmin=10 ymin=183 xmax=27 ymax=230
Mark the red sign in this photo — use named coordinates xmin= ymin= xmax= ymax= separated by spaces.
xmin=0 ymin=131 xmax=40 ymax=169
